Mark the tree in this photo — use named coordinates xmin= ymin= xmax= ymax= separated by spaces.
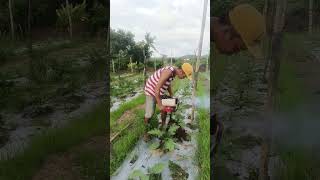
xmin=309 ymin=0 xmax=313 ymax=34
xmin=8 ymin=0 xmax=14 ymax=40
xmin=66 ymin=0 xmax=73 ymax=38
xmin=27 ymin=0 xmax=32 ymax=55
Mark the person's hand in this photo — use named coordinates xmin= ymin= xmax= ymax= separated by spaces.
xmin=158 ymin=104 xmax=165 ymax=111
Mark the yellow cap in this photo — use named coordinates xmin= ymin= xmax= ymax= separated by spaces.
xmin=229 ymin=4 xmax=266 ymax=59
xmin=181 ymin=63 xmax=193 ymax=80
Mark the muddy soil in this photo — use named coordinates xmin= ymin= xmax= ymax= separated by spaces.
xmin=0 ymin=81 xmax=106 ymax=160
xmin=213 ymin=61 xmax=270 ymax=179
xmin=32 ymin=136 xmax=106 ymax=180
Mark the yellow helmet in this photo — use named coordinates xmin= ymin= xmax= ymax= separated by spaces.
xmin=229 ymin=4 xmax=266 ymax=59
xmin=181 ymin=63 xmax=193 ymax=80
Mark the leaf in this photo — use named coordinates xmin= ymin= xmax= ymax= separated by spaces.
xmin=140 ymin=174 xmax=149 ymax=180
xmin=168 ymin=124 xmax=179 ymax=136
xmin=149 ymin=141 xmax=160 ymax=150
xmin=129 ymin=170 xmax=144 ymax=179
xmin=164 ymin=139 xmax=175 ymax=152
xmin=148 ymin=129 xmax=163 ymax=137
xmin=128 ymin=170 xmax=149 ymax=180
xmin=149 ymin=163 xmax=165 ymax=174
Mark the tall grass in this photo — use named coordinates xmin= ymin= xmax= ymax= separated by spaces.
xmin=110 ymin=109 xmax=145 ymax=175
xmin=274 ymin=33 xmax=319 ymax=179
xmin=0 ymin=101 xmax=107 ymax=180
xmin=196 ymin=74 xmax=210 ymax=180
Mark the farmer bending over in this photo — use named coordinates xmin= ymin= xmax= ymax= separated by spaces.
xmin=210 ymin=4 xmax=266 ymax=153
xmin=143 ymin=63 xmax=193 ymax=141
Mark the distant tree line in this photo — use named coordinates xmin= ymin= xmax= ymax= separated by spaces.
xmin=110 ymin=28 xmax=155 ymax=71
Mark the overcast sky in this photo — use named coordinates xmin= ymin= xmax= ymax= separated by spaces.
xmin=111 ymin=0 xmax=210 ymax=57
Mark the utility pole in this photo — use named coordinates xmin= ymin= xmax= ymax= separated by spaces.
xmin=170 ymin=49 xmax=173 ymax=65
xmin=191 ymin=0 xmax=208 ymax=121
xmin=260 ymin=1 xmax=287 ymax=180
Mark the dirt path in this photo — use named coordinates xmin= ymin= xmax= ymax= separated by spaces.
xmin=32 ymin=136 xmax=106 ymax=180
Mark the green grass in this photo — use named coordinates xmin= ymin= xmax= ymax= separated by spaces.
xmin=110 ymin=94 xmax=145 ymax=132
xmin=110 ymin=109 xmax=145 ymax=175
xmin=0 ymin=101 xmax=107 ymax=180
xmin=196 ymin=75 xmax=210 ymax=180
xmin=277 ymin=61 xmax=305 ymax=111
xmin=72 ymin=145 xmax=107 ymax=180
xmin=274 ymin=33 xmax=320 ymax=180
xmin=274 ymin=148 xmax=320 ymax=180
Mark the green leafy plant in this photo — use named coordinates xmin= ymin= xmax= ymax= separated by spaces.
xmin=128 ymin=163 xmax=165 ymax=180
xmin=56 ymin=0 xmax=88 ymax=30
xmin=148 ymin=124 xmax=179 ymax=152
xmin=128 ymin=170 xmax=149 ymax=180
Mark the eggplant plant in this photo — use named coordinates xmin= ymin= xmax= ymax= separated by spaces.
xmin=148 ymin=123 xmax=180 ymax=152
xmin=128 ymin=162 xmax=165 ymax=180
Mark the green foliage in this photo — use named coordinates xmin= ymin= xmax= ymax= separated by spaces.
xmin=148 ymin=163 xmax=165 ymax=174
xmin=149 ymin=141 xmax=160 ymax=150
xmin=129 ymin=170 xmax=149 ymax=180
xmin=164 ymin=138 xmax=175 ymax=152
xmin=128 ymin=163 xmax=165 ymax=180
xmin=88 ymin=1 xmax=107 ymax=34
xmin=28 ymin=56 xmax=50 ymax=83
xmin=148 ymin=126 xmax=178 ymax=152
xmin=127 ymin=61 xmax=138 ymax=71
xmin=168 ymin=124 xmax=179 ymax=136
xmin=86 ymin=48 xmax=107 ymax=81
xmin=196 ymin=78 xmax=210 ymax=180
xmin=147 ymin=129 xmax=163 ymax=138
xmin=110 ymin=29 xmax=156 ymax=70
xmin=56 ymin=0 xmax=88 ymax=30
xmin=110 ymin=110 xmax=145 ymax=175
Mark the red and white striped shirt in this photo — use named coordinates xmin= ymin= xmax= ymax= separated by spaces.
xmin=144 ymin=66 xmax=175 ymax=97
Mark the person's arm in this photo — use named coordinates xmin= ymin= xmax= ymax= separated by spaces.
xmin=168 ymin=84 xmax=173 ymax=97
xmin=155 ymin=69 xmax=172 ymax=110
